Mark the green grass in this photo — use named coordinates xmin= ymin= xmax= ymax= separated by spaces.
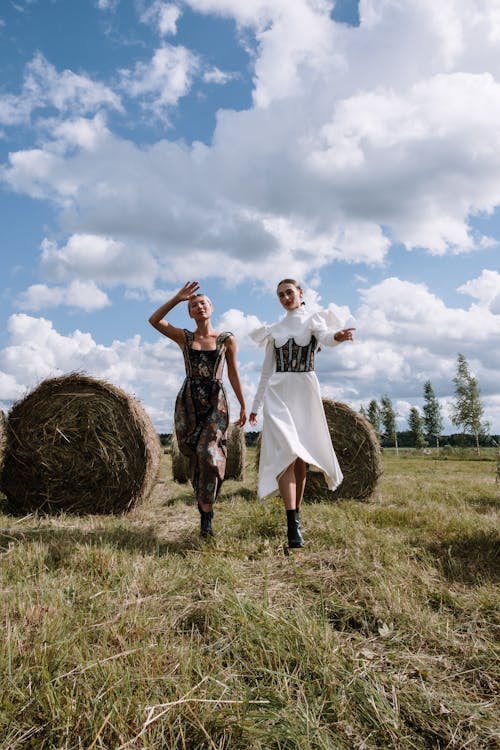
xmin=0 ymin=451 xmax=498 ymax=749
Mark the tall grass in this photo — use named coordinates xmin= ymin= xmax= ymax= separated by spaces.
xmin=0 ymin=451 xmax=498 ymax=749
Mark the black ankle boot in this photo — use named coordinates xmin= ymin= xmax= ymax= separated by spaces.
xmin=286 ymin=509 xmax=304 ymax=548
xmin=198 ymin=503 xmax=214 ymax=537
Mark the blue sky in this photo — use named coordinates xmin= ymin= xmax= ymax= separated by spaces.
xmin=1 ymin=0 xmax=499 ymax=434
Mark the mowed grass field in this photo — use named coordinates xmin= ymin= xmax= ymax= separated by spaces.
xmin=0 ymin=449 xmax=498 ymax=749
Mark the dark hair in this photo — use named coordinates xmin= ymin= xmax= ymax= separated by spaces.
xmin=276 ymin=278 xmax=305 ymax=305
xmin=276 ymin=278 xmax=301 ymax=290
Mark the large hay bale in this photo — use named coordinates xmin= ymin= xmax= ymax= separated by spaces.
xmin=171 ymin=423 xmax=246 ymax=483
xmin=171 ymin=429 xmax=189 ymax=483
xmin=0 ymin=374 xmax=161 ymax=515
xmin=225 ymin=423 xmax=246 ymax=481
xmin=305 ymin=399 xmax=381 ymax=501
xmin=254 ymin=400 xmax=382 ymax=502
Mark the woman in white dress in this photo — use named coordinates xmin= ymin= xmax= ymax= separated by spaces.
xmin=249 ymin=279 xmax=354 ymax=548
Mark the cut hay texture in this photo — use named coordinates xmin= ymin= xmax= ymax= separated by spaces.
xmin=305 ymin=399 xmax=381 ymax=501
xmin=255 ymin=399 xmax=382 ymax=502
xmin=171 ymin=430 xmax=189 ymax=484
xmin=225 ymin=423 xmax=246 ymax=481
xmin=171 ymin=423 xmax=246 ymax=483
xmin=0 ymin=374 xmax=161 ymax=515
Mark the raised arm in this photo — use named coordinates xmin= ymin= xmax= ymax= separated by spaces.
xmin=148 ymin=281 xmax=199 ymax=346
xmin=225 ymin=336 xmax=247 ymax=427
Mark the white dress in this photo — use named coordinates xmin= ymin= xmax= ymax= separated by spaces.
xmin=250 ymin=306 xmax=344 ymax=499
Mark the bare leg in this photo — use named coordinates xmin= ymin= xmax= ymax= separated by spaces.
xmin=278 ymin=462 xmax=298 ymax=510
xmin=294 ymin=458 xmax=307 ymax=510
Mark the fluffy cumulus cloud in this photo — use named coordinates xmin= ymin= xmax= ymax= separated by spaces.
xmin=39 ymin=235 xmax=159 ymax=289
xmin=0 ymin=314 xmax=186 ymax=430
xmin=2 ymin=271 xmax=500 ymax=431
xmin=140 ymin=1 xmax=182 ymax=37
xmin=458 ymin=269 xmax=500 ymax=311
xmin=119 ymin=44 xmax=200 ymax=118
xmin=2 ymin=0 xmax=500 ymax=284
xmin=2 ymin=1 xmax=500 ymax=431
xmin=16 ymin=281 xmax=111 ymax=312
xmin=0 ymin=53 xmax=122 ymax=127
xmin=345 ymin=277 xmax=500 ymax=421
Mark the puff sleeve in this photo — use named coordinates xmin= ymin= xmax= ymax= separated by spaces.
xmin=310 ymin=309 xmax=343 ymax=347
xmin=249 ymin=325 xmax=272 ymax=346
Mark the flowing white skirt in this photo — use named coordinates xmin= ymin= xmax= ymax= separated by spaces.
xmin=258 ymin=371 xmax=343 ymax=499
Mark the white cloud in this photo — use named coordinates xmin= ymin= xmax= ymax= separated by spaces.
xmin=0 ymin=371 xmax=25 ymax=404
xmin=140 ymin=2 xmax=181 ymax=36
xmin=119 ymin=44 xmax=199 ymax=118
xmin=203 ymin=67 xmax=237 ymax=85
xmin=458 ymin=269 xmax=500 ymax=307
xmin=49 ymin=113 xmax=111 ymax=152
xmin=215 ymin=308 xmax=263 ymax=348
xmin=97 ymin=0 xmax=119 ymax=10
xmin=17 ymin=281 xmax=111 ymax=312
xmin=40 ymin=234 xmax=159 ymax=289
xmin=2 ymin=1 xmax=500 ymax=292
xmin=357 ymin=277 xmax=500 ymax=349
xmin=183 ymin=0 xmax=338 ymax=106
xmin=0 ymin=53 xmax=122 ymax=127
xmin=1 ymin=314 xmax=186 ymax=431
xmin=3 ymin=265 xmax=500 ymax=432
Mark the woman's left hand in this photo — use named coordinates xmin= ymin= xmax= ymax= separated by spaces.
xmin=334 ymin=327 xmax=355 ymax=342
xmin=234 ymin=407 xmax=247 ymax=427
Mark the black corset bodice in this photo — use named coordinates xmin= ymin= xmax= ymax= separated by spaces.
xmin=275 ymin=336 xmax=317 ymax=372
xmin=188 ymin=348 xmax=218 ymax=380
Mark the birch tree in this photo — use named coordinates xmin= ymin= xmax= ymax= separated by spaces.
xmin=366 ymin=399 xmax=382 ymax=437
xmin=380 ymin=394 xmax=398 ymax=454
xmin=450 ymin=353 xmax=489 ymax=454
xmin=408 ymin=406 xmax=426 ymax=448
xmin=422 ymin=380 xmax=443 ymax=452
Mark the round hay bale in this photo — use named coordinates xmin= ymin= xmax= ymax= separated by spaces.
xmin=1 ymin=374 xmax=161 ymax=515
xmin=225 ymin=423 xmax=246 ymax=481
xmin=171 ymin=423 xmax=247 ymax=483
xmin=171 ymin=429 xmax=190 ymax=483
xmin=304 ymin=400 xmax=381 ymax=501
xmin=254 ymin=400 xmax=382 ymax=502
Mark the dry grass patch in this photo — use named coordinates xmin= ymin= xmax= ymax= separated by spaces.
xmin=0 ymin=449 xmax=498 ymax=749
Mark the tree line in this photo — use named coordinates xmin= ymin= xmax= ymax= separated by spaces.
xmin=360 ymin=353 xmax=496 ymax=453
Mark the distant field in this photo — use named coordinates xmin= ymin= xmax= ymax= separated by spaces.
xmin=0 ymin=449 xmax=498 ymax=749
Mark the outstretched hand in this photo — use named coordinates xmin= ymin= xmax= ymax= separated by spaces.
xmin=177 ymin=281 xmax=200 ymax=301
xmin=334 ymin=327 xmax=355 ymax=343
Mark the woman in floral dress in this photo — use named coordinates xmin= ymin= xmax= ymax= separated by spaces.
xmin=149 ymin=282 xmax=246 ymax=537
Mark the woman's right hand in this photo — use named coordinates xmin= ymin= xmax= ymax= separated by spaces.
xmin=249 ymin=412 xmax=258 ymax=427
xmin=176 ymin=281 xmax=200 ymax=301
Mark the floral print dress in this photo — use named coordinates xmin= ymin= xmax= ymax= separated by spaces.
xmin=174 ymin=330 xmax=232 ymax=505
